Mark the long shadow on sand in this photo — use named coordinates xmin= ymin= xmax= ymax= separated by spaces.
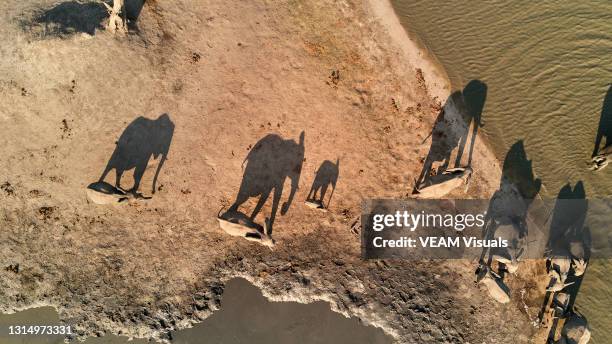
xmin=99 ymin=113 xmax=174 ymax=197
xmin=221 ymin=132 xmax=305 ymax=235
xmin=415 ymin=80 xmax=486 ymax=189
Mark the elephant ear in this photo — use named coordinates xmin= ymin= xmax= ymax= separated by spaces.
xmin=152 ymin=114 xmax=175 ymax=155
xmin=154 ymin=127 xmax=174 ymax=157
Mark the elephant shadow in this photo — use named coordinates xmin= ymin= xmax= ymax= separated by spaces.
xmin=221 ymin=132 xmax=305 ymax=236
xmin=479 ymin=140 xmax=541 ymax=267
xmin=592 ymin=85 xmax=612 ymax=157
xmin=99 ymin=113 xmax=174 ymax=197
xmin=415 ymin=80 xmax=486 ymax=188
xmin=539 ymin=183 xmax=590 ymax=337
xmin=306 ymin=159 xmax=339 ymax=209
xmin=546 ymin=182 xmax=590 ymax=259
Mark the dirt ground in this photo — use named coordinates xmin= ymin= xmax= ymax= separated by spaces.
xmin=0 ymin=0 xmax=548 ymax=342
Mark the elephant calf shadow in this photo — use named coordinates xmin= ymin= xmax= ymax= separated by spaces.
xmin=98 ymin=113 xmax=174 ymax=198
xmin=306 ymin=158 xmax=339 ymax=209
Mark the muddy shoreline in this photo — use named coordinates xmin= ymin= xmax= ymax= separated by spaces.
xmin=0 ymin=0 xmax=542 ymax=343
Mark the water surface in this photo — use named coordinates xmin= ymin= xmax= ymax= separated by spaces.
xmin=0 ymin=307 xmax=149 ymax=344
xmin=1 ymin=278 xmax=391 ymax=344
xmin=171 ymin=278 xmax=391 ymax=344
xmin=391 ymin=0 xmax=612 ymax=341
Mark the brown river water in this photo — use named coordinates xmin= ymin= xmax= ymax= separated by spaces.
xmin=391 ymin=0 xmax=612 ymax=342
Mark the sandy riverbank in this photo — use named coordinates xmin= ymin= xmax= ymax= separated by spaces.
xmin=0 ymin=0 xmax=544 ymax=342
xmin=367 ymin=0 xmax=450 ymax=102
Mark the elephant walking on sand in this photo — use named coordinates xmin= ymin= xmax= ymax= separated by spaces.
xmin=222 ymin=132 xmax=305 ymax=235
xmin=415 ymin=80 xmax=486 ymax=189
xmin=99 ymin=114 xmax=174 ymax=197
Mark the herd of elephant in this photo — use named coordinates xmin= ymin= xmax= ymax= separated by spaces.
xmin=84 ymin=81 xmax=609 ymax=344
xmin=85 ymin=117 xmax=339 ymax=247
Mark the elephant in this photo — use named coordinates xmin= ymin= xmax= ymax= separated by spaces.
xmin=415 ymin=80 xmax=486 ymax=187
xmin=590 ymin=85 xmax=612 ymax=171
xmin=99 ymin=113 xmax=174 ymax=197
xmin=86 ymin=181 xmax=133 ymax=204
xmin=413 ymin=167 xmax=472 ymax=199
xmin=221 ymin=132 xmax=305 ymax=237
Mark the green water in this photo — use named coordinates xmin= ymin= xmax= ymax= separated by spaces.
xmin=390 ymin=0 xmax=612 ymax=342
